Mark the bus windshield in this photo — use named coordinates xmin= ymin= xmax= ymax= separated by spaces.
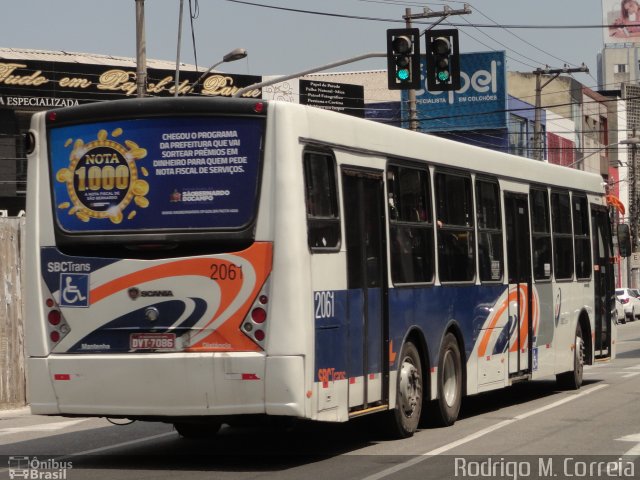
xmin=48 ymin=116 xmax=264 ymax=234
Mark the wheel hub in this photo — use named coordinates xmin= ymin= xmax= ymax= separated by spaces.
xmin=442 ymin=350 xmax=458 ymax=407
xmin=398 ymin=358 xmax=420 ymax=417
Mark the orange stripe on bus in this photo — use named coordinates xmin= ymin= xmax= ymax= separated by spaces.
xmin=90 ymin=243 xmax=273 ymax=352
xmin=478 ymin=289 xmax=519 ymax=357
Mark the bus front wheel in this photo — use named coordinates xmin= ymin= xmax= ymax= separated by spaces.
xmin=556 ymin=323 xmax=584 ymax=390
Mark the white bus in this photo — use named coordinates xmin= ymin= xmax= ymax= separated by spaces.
xmin=25 ymin=97 xmax=615 ymax=438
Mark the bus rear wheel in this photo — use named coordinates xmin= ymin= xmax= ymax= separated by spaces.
xmin=556 ymin=323 xmax=584 ymax=390
xmin=386 ymin=341 xmax=422 ymax=438
xmin=432 ymin=333 xmax=462 ymax=427
xmin=174 ymin=421 xmax=221 ymax=439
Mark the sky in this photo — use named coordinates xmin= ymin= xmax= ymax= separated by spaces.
xmin=2 ymin=0 xmax=606 ymax=89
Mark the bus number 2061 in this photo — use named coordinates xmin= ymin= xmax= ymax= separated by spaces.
xmin=314 ymin=291 xmax=335 ymax=319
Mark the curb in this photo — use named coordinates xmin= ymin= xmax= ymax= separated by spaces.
xmin=0 ymin=406 xmax=31 ymax=419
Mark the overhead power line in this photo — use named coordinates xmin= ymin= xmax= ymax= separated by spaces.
xmin=224 ymin=0 xmax=630 ymax=29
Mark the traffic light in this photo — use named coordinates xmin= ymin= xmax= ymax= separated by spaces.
xmin=425 ymin=29 xmax=461 ymax=92
xmin=386 ymin=28 xmax=421 ymax=90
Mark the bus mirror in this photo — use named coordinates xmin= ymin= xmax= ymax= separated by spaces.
xmin=618 ymin=224 xmax=632 ymax=258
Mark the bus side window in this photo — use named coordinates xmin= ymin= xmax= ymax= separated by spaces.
xmin=530 ymin=187 xmax=553 ymax=281
xmin=435 ymin=171 xmax=475 ymax=283
xmin=475 ymin=179 xmax=503 ymax=282
xmin=551 ymin=190 xmax=574 ymax=280
xmin=303 ymin=150 xmax=341 ymax=252
xmin=387 ymin=164 xmax=434 ymax=284
xmin=572 ymin=193 xmax=592 ymax=280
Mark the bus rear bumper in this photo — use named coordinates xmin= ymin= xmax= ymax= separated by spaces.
xmin=27 ymin=353 xmax=305 ymax=419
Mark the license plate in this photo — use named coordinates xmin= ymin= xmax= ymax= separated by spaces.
xmin=130 ymin=333 xmax=176 ymax=350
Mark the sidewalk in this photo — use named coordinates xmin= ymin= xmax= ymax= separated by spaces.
xmin=0 ymin=406 xmax=31 ymax=419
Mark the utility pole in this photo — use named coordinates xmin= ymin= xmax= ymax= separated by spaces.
xmin=135 ymin=0 xmax=147 ymax=98
xmin=623 ymin=132 xmax=640 ymax=287
xmin=532 ymin=64 xmax=588 ymax=161
xmin=403 ymin=5 xmax=471 ymax=131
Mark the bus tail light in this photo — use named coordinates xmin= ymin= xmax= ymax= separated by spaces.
xmin=48 ymin=310 xmax=61 ymax=326
xmin=45 ymin=298 xmax=70 ymax=346
xmin=251 ymin=307 xmax=266 ymax=324
xmin=241 ymin=278 xmax=270 ymax=348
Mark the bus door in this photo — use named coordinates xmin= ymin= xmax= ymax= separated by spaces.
xmin=342 ymin=168 xmax=388 ymax=410
xmin=505 ymin=192 xmax=533 ymax=376
xmin=591 ymin=205 xmax=613 ymax=359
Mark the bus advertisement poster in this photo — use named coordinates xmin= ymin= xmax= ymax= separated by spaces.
xmin=48 ymin=116 xmax=264 ymax=233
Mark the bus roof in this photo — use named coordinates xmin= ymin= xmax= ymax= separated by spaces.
xmin=42 ymin=96 xmax=604 ymax=196
xmin=268 ymin=100 xmax=605 ymax=195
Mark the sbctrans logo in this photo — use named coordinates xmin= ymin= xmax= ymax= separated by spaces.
xmin=8 ymin=456 xmax=72 ymax=479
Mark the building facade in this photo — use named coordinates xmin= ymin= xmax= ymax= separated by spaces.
xmin=0 ymin=48 xmax=261 ymax=216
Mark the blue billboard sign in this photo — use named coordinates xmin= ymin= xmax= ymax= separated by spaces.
xmin=403 ymin=51 xmax=507 ymax=132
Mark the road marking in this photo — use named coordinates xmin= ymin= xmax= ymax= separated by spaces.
xmin=71 ymin=431 xmax=177 ymax=456
xmin=0 ymin=418 xmax=91 ymax=436
xmin=616 ymin=433 xmax=640 ymax=457
xmin=359 ymin=384 xmax=609 ymax=480
xmin=621 ymin=372 xmax=640 ymax=378
xmin=0 ymin=429 xmax=177 ymax=475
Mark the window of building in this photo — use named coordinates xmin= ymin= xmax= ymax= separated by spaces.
xmin=614 ymin=63 xmax=628 ymax=73
xmin=303 ymin=149 xmax=341 ymax=252
xmin=509 ymin=115 xmax=527 ymax=157
xmin=435 ymin=170 xmax=475 ymax=282
xmin=387 ymin=164 xmax=434 ymax=284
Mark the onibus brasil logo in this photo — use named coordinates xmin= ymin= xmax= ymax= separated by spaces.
xmin=55 ymin=128 xmax=150 ymax=224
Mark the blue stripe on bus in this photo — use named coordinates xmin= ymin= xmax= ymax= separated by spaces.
xmin=314 ymin=285 xmax=506 ymax=382
xmin=68 ymin=298 xmax=207 ymax=353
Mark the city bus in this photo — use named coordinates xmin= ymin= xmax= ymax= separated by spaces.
xmin=25 ymin=97 xmax=616 ymax=438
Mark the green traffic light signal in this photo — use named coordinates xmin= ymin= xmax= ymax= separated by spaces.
xmin=426 ymin=29 xmax=461 ymax=92
xmin=386 ymin=28 xmax=421 ymax=90
xmin=397 ymin=69 xmax=410 ymax=81
xmin=437 ymin=70 xmax=450 ymax=82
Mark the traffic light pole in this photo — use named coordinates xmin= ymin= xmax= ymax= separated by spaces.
xmin=405 ymin=9 xmax=418 ymax=132
xmin=532 ymin=64 xmax=588 ymax=161
xmin=403 ymin=5 xmax=471 ymax=131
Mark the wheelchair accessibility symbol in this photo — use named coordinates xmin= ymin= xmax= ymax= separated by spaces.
xmin=59 ymin=273 xmax=90 ymax=307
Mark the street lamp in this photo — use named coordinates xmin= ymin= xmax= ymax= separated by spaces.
xmin=181 ymin=48 xmax=248 ymax=96
xmin=564 ymin=141 xmax=623 ymax=169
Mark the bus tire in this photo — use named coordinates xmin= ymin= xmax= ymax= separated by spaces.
xmin=174 ymin=421 xmax=221 ymax=439
xmin=433 ymin=333 xmax=462 ymax=427
xmin=556 ymin=323 xmax=584 ymax=390
xmin=386 ymin=341 xmax=423 ymax=438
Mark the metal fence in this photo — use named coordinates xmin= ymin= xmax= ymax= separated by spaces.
xmin=0 ymin=218 xmax=26 ymax=408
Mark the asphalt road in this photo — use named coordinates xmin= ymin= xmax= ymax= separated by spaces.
xmin=1 ymin=321 xmax=639 ymax=480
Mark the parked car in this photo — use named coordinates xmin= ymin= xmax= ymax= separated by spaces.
xmin=615 ymin=296 xmax=626 ymax=324
xmin=615 ymin=288 xmax=640 ymax=321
